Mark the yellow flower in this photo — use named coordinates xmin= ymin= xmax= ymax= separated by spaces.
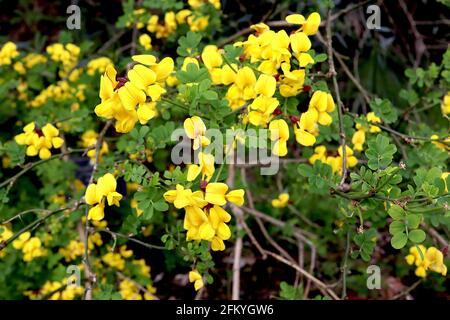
xmin=248 ymin=95 xmax=279 ymax=127
xmin=0 ymin=225 xmax=13 ymax=244
xmin=286 ymin=12 xmax=321 ymax=36
xmin=309 ymin=145 xmax=327 ymax=164
xmin=86 ymin=57 xmax=112 ymax=75
xmin=405 ymin=245 xmax=447 ymax=278
xmin=164 ymin=184 xmax=207 ymax=209
xmin=255 ymin=74 xmax=276 ymax=97
xmin=269 ymin=119 xmax=290 ymax=156
xmin=205 ymin=183 xmax=229 ymax=206
xmin=366 ymin=112 xmax=381 ymax=133
xmin=441 ymin=91 xmax=450 ymax=115
xmin=294 ymin=109 xmax=318 ymax=147
xmin=188 ymin=270 xmax=204 ymax=291
xmin=120 ymin=245 xmax=133 ymax=258
xmin=187 ymin=152 xmax=215 ymax=182
xmin=187 ymin=16 xmax=209 ymax=32
xmin=289 ymin=32 xmax=311 ymax=55
xmin=226 ymin=189 xmax=245 ymax=206
xmin=279 ymin=63 xmax=306 ymax=97
xmin=426 ymin=247 xmax=447 ymax=276
xmin=184 ymin=116 xmax=211 ymax=150
xmin=15 ymin=122 xmax=64 ymax=159
xmin=272 ymin=193 xmax=289 ymax=208
xmin=352 ymin=129 xmax=366 ymax=152
xmin=12 ymin=232 xmax=31 ymax=250
xmin=139 ymin=34 xmax=152 ymax=50
xmin=103 ymin=252 xmax=126 ymax=270
xmin=85 ymin=173 xmax=122 ymax=221
xmin=59 ymin=240 xmax=85 ymax=262
xmin=0 ymin=41 xmax=19 ymax=65
xmin=201 ymin=45 xmax=223 ymax=70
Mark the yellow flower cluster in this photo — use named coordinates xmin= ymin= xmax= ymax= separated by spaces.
xmin=405 ymin=245 xmax=447 ymax=278
xmin=59 ymin=240 xmax=85 ymax=262
xmin=0 ymin=225 xmax=13 ymax=258
xmin=133 ymin=258 xmax=152 ymax=277
xmin=293 ymin=90 xmax=336 ymax=148
xmin=119 ymin=279 xmax=156 ymax=300
xmin=26 ymin=277 xmax=84 ymax=300
xmin=272 ymin=193 xmax=290 ymax=208
xmin=351 ymin=112 xmax=381 ymax=151
xmin=86 ymin=57 xmax=113 ymax=75
xmin=85 ymin=173 xmax=123 ymax=221
xmin=164 ymin=182 xmax=245 ymax=251
xmin=14 ymin=122 xmax=64 ymax=159
xmin=132 ymin=1 xmax=218 ymax=40
xmin=236 ymin=13 xmax=319 ymax=77
xmin=0 ymin=41 xmax=19 ymax=65
xmin=12 ymin=232 xmax=46 ymax=262
xmin=80 ymin=130 xmax=109 ymax=162
xmin=95 ymin=55 xmax=172 ymax=133
xmin=29 ymin=81 xmax=86 ymax=108
xmin=46 ymin=43 xmax=80 ymax=77
xmin=188 ymin=0 xmax=220 ymax=10
xmin=189 ymin=270 xmax=204 ymax=291
xmin=13 ymin=53 xmax=48 ymax=74
xmin=309 ymin=145 xmax=358 ymax=174
xmin=441 ymin=91 xmax=450 ymax=115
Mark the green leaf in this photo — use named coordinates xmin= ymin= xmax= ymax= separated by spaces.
xmin=365 ymin=135 xmax=397 ymax=170
xmin=388 ymin=205 xmax=405 ymax=220
xmin=177 ymin=31 xmax=202 ymax=57
xmin=389 ymin=221 xmax=405 ymax=235
xmin=406 ymin=214 xmax=422 ymax=229
xmin=408 ymin=229 xmax=426 ymax=243
xmin=153 ymin=200 xmax=169 ymax=212
xmin=314 ymin=53 xmax=327 ymax=63
xmin=391 ymin=232 xmax=408 ymax=249
xmin=370 ymin=98 xmax=398 ymax=123
xmin=297 ymin=164 xmax=314 ymax=177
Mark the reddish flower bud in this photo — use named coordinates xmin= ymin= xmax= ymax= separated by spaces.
xmin=272 ymin=108 xmax=282 ymax=116
xmin=115 ymin=76 xmax=128 ymax=90
xmin=290 ymin=115 xmax=300 ymax=124
xmin=200 ymin=180 xmax=208 ymax=191
xmin=303 ymin=85 xmax=311 ymax=92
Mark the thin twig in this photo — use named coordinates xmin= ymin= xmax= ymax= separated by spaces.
xmin=391 ymin=279 xmax=422 ymax=300
xmin=96 ymin=228 xmax=167 ymax=250
xmin=264 ymin=251 xmax=340 ymax=300
xmin=0 ymin=201 xmax=84 ymax=251
xmin=341 ymin=230 xmax=351 ymax=299
xmin=325 ymin=9 xmax=347 ymax=186
xmin=0 ymin=148 xmax=88 ymax=189
xmin=227 ymin=163 xmax=243 ymax=300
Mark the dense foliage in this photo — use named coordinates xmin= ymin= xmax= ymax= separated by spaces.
xmin=0 ymin=0 xmax=449 ymax=300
